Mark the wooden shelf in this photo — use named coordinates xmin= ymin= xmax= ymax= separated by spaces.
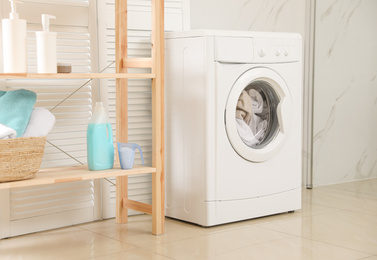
xmin=0 ymin=0 xmax=165 ymax=236
xmin=0 ymin=165 xmax=156 ymax=190
xmin=0 ymin=73 xmax=155 ymax=79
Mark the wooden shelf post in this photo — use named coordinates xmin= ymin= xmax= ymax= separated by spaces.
xmin=115 ymin=0 xmax=129 ymax=225
xmin=151 ymin=0 xmax=165 ymax=235
xmin=114 ymin=0 xmax=165 ymax=235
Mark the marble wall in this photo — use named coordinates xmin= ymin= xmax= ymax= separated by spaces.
xmin=312 ymin=0 xmax=377 ymax=185
xmin=189 ymin=0 xmax=377 ymax=186
xmin=190 ymin=0 xmax=306 ymax=36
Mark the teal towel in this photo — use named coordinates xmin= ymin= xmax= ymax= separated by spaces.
xmin=0 ymin=89 xmax=37 ymax=137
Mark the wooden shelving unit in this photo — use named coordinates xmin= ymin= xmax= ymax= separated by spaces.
xmin=0 ymin=0 xmax=165 ymax=235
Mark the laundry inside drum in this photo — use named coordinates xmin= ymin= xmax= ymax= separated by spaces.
xmin=235 ymin=80 xmax=280 ymax=149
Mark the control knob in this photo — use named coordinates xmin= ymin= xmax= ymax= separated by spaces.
xmin=258 ymin=48 xmax=266 ymax=58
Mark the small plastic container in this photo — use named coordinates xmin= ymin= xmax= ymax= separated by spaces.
xmin=87 ymin=102 xmax=114 ymax=171
xmin=117 ymin=142 xmax=145 ymax=170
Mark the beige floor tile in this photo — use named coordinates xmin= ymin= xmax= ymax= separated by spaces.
xmin=324 ymin=178 xmax=377 ymax=197
xmin=207 ymin=237 xmax=370 ymax=260
xmin=91 ymin=248 xmax=174 ymax=260
xmin=304 ymin=186 xmax=377 ymax=214
xmin=78 ymin=215 xmax=207 ymax=247
xmin=1 ymin=179 xmax=376 ymax=259
xmin=248 ymin=199 xmax=339 ymax=224
xmin=260 ymin=210 xmax=377 ymax=255
xmin=0 ymin=226 xmax=135 ymax=260
xmin=146 ymin=225 xmax=293 ymax=260
xmin=359 ymin=256 xmax=377 ymax=260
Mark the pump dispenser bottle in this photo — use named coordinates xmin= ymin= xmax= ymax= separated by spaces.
xmin=36 ymin=14 xmax=57 ymax=73
xmin=2 ymin=0 xmax=27 ymax=73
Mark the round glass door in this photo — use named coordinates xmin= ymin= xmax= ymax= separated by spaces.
xmin=225 ymin=68 xmax=292 ymax=162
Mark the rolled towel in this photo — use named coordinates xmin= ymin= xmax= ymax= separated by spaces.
xmin=0 ymin=89 xmax=37 ymax=137
xmin=0 ymin=123 xmax=17 ymax=139
xmin=22 ymin=107 xmax=56 ymax=137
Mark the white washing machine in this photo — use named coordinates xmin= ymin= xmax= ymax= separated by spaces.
xmin=165 ymin=30 xmax=302 ymax=226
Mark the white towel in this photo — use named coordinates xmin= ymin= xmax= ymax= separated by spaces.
xmin=236 ymin=118 xmax=260 ymax=147
xmin=22 ymin=107 xmax=56 ymax=137
xmin=0 ymin=123 xmax=17 ymax=139
xmin=248 ymin=89 xmax=264 ymax=114
xmin=254 ymin=116 xmax=268 ymax=141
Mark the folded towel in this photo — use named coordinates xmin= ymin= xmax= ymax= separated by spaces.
xmin=0 ymin=123 xmax=17 ymax=139
xmin=0 ymin=89 xmax=37 ymax=137
xmin=22 ymin=107 xmax=56 ymax=137
xmin=236 ymin=90 xmax=254 ymax=125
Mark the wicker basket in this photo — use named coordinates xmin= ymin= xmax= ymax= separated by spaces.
xmin=0 ymin=137 xmax=46 ymax=182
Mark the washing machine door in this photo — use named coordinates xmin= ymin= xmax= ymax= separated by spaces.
xmin=225 ymin=67 xmax=292 ymax=162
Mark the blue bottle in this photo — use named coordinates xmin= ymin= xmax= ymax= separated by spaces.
xmin=87 ymin=102 xmax=114 ymax=171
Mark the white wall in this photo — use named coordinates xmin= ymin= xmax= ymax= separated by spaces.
xmin=312 ymin=0 xmax=377 ymax=186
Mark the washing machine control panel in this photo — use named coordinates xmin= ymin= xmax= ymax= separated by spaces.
xmin=253 ymin=37 xmax=300 ymax=63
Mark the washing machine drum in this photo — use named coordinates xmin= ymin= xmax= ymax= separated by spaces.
xmin=225 ymin=68 xmax=293 ymax=162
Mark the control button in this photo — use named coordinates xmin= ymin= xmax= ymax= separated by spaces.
xmin=284 ymin=50 xmax=289 ymax=56
xmin=258 ymin=48 xmax=266 ymax=57
xmin=275 ymin=50 xmax=281 ymax=56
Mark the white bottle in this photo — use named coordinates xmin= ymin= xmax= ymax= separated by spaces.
xmin=1 ymin=0 xmax=27 ymax=73
xmin=36 ymin=14 xmax=57 ymax=73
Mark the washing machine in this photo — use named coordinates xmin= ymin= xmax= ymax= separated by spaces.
xmin=165 ymin=30 xmax=302 ymax=226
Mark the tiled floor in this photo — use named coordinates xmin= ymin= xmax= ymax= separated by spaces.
xmin=1 ymin=178 xmax=376 ymax=260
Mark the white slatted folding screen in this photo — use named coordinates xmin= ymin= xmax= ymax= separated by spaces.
xmin=0 ymin=0 xmax=100 ymax=238
xmin=97 ymin=0 xmax=185 ymax=218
